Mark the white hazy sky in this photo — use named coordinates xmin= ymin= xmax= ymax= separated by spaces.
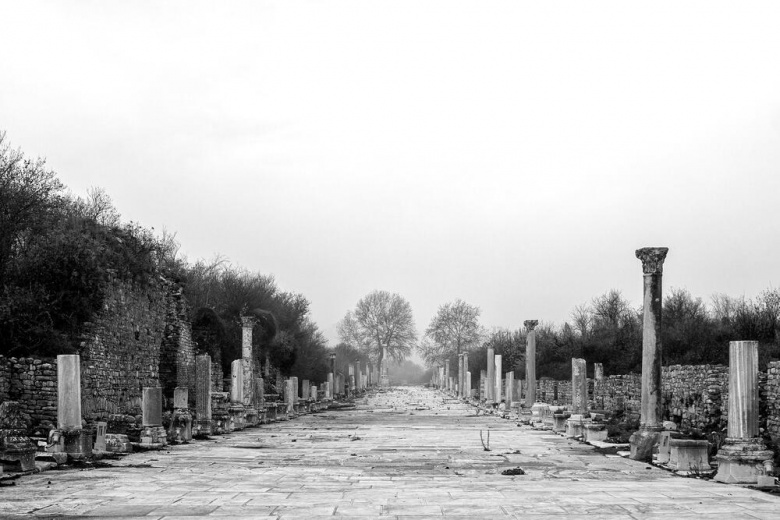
xmin=2 ymin=1 xmax=780 ymax=350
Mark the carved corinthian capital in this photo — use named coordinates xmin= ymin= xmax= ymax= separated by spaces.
xmin=524 ymin=320 xmax=538 ymax=331
xmin=635 ymin=247 xmax=669 ymax=275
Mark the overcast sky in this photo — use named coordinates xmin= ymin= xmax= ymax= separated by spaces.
xmin=2 ymin=1 xmax=780 ymax=352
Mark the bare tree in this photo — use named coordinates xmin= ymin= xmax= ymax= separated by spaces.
xmin=0 ymin=131 xmax=64 ymax=286
xmin=337 ymin=290 xmax=417 ymax=371
xmin=421 ymin=299 xmax=484 ymax=365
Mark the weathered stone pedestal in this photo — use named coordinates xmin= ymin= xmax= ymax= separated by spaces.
xmin=583 ymin=422 xmax=607 ymax=442
xmin=669 ymin=439 xmax=711 ymax=473
xmin=715 ymin=341 xmax=774 ymax=483
xmin=530 ymin=402 xmax=547 ymax=423
xmin=211 ymin=392 xmax=229 ymax=434
xmin=566 ymin=414 xmax=585 ymax=438
xmin=169 ymin=387 xmax=192 ymax=443
xmin=0 ymin=402 xmax=37 ymax=472
xmin=552 ymin=413 xmax=569 ymax=433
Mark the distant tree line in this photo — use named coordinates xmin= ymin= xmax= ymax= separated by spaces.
xmin=0 ymin=132 xmax=329 ymax=384
xmin=418 ymin=288 xmax=780 ymax=383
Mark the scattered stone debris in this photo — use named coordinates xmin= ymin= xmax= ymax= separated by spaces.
xmin=501 ymin=467 xmax=526 ymax=475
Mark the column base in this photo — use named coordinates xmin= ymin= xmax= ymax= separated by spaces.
xmin=193 ymin=419 xmax=213 ymax=437
xmin=629 ymin=426 xmax=663 ymax=461
xmin=168 ymin=409 xmax=192 ymax=443
xmin=227 ymin=404 xmax=246 ymax=431
xmin=714 ymin=438 xmax=774 ymax=484
xmin=63 ymin=428 xmax=94 ymax=461
xmin=0 ymin=428 xmax=37 ymax=471
xmin=138 ymin=425 xmax=167 ymax=449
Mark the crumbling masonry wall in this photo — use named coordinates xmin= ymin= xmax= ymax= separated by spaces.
xmin=534 ymin=365 xmax=732 ymax=432
xmin=0 ymin=276 xmax=195 ymax=431
xmin=0 ymin=356 xmax=57 ymax=429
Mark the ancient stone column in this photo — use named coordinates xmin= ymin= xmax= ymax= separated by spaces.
xmin=629 ymin=246 xmax=668 ymax=461
xmin=480 ymin=370 xmax=487 ymax=400
xmin=302 ymin=380 xmax=310 ymax=402
xmin=524 ymin=320 xmax=538 ymax=407
xmin=285 ymin=379 xmax=294 ymax=413
xmin=715 ymin=341 xmax=774 ymax=483
xmin=466 ymin=371 xmax=472 ymax=399
xmin=57 ymin=354 xmax=82 ymax=431
xmin=486 ymin=348 xmax=495 ymax=402
xmin=195 ymin=354 xmax=212 ymax=435
xmin=143 ymin=387 xmax=163 ymax=427
xmin=327 ymin=373 xmax=334 ymax=399
xmin=56 ymin=354 xmax=93 ymax=459
xmin=230 ymin=359 xmax=244 ymax=404
xmin=571 ymin=358 xmax=587 ymax=414
xmin=494 ymin=355 xmax=503 ymax=403
xmin=593 ymin=363 xmax=604 ymax=409
xmin=329 ymin=353 xmax=336 ymax=397
xmin=456 ymin=354 xmax=462 ymax=397
xmin=240 ymin=316 xmax=255 ymax=406
xmin=462 ymin=352 xmax=469 ymax=398
xmin=506 ymin=371 xmax=514 ymax=410
xmin=444 ymin=359 xmax=450 ymax=393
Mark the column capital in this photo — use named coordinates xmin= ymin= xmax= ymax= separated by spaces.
xmin=635 ymin=247 xmax=669 ymax=275
xmin=524 ymin=320 xmax=538 ymax=331
xmin=240 ymin=315 xmax=256 ymax=328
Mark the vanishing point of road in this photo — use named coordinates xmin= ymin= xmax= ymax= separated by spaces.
xmin=2 ymin=387 xmax=779 ymax=519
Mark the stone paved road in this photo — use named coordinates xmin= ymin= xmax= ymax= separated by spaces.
xmin=2 ymin=387 xmax=779 ymax=519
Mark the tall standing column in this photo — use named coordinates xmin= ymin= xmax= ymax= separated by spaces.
xmin=486 ymin=348 xmax=495 ymax=402
xmin=462 ymin=352 xmax=469 ymax=399
xmin=715 ymin=341 xmax=774 ymax=483
xmin=524 ymin=320 xmax=538 ymax=407
xmin=571 ymin=358 xmax=587 ymax=414
xmin=240 ymin=316 xmax=255 ymax=406
xmin=57 ymin=355 xmax=82 ymax=432
xmin=57 ymin=354 xmax=92 ymax=459
xmin=494 ymin=355 xmax=503 ymax=403
xmin=629 ymin=247 xmax=668 ymax=461
xmin=457 ymin=354 xmax=463 ymax=398
xmin=195 ymin=354 xmax=212 ymax=435
xmin=329 ymin=353 xmax=336 ymax=398
xmin=444 ymin=359 xmax=450 ymax=393
xmin=594 ymin=363 xmax=604 ymax=409
xmin=506 ymin=371 xmax=514 ymax=410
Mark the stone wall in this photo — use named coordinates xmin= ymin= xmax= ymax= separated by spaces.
xmin=538 ymin=379 xmax=571 ymax=406
xmin=766 ymin=361 xmax=780 ymax=446
xmin=0 ymin=356 xmax=10 ymax=403
xmin=159 ymin=283 xmax=196 ymax=404
xmin=78 ymin=278 xmax=168 ymax=422
xmin=0 ymin=275 xmax=196 ymax=432
xmin=662 ymin=364 xmax=728 ymax=431
xmin=535 ymin=365 xmax=730 ymax=431
xmin=0 ymin=356 xmax=58 ymax=430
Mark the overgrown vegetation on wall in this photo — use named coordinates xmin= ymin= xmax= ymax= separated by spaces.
xmin=0 ymin=132 xmax=330 ymax=385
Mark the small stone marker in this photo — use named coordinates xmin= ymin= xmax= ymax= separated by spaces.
xmin=94 ymin=422 xmax=107 ymax=452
